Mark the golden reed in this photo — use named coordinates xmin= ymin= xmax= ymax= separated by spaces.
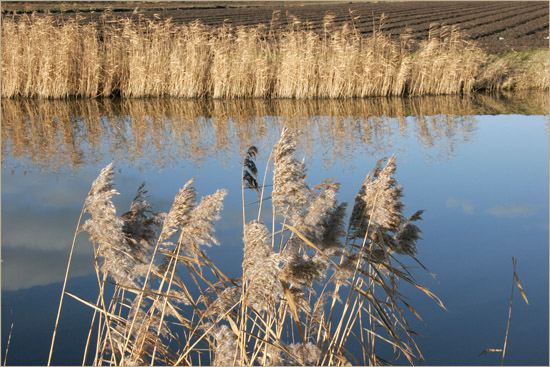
xmin=48 ymin=129 xmax=444 ymax=366
xmin=2 ymin=12 xmax=548 ymax=99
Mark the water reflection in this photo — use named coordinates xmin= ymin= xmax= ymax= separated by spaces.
xmin=1 ymin=93 xmax=548 ymax=366
xmin=3 ymin=92 xmax=547 ymax=173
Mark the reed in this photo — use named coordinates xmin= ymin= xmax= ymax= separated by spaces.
xmin=408 ymin=24 xmax=485 ymax=95
xmin=50 ymin=128 xmax=444 ymax=366
xmin=4 ymin=11 xmax=543 ymax=99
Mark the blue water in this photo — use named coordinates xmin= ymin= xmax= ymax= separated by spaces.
xmin=1 ymin=98 xmax=548 ymax=366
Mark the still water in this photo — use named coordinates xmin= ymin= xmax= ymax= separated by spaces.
xmin=1 ymin=93 xmax=548 ymax=365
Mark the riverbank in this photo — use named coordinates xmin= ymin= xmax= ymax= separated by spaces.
xmin=1 ymin=8 xmax=548 ymax=99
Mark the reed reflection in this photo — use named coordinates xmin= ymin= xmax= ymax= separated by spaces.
xmin=2 ymin=92 xmax=548 ymax=172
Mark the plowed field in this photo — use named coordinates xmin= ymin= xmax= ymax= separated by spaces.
xmin=2 ymin=1 xmax=549 ymax=54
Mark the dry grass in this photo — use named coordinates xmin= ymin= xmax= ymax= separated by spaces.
xmin=4 ymin=11 xmax=543 ymax=99
xmin=408 ymin=24 xmax=486 ymax=95
xmin=49 ymin=128 xmax=444 ymax=366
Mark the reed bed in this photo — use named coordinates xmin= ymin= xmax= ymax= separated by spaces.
xmin=49 ymin=128 xmax=444 ymax=365
xmin=4 ymin=10 xmax=529 ymax=99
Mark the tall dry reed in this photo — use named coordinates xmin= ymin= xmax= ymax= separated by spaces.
xmin=408 ymin=24 xmax=485 ymax=95
xmin=3 ymin=11 xmax=523 ymax=99
xmin=50 ymin=127 xmax=444 ymax=366
xmin=1 ymin=13 xmax=102 ymax=98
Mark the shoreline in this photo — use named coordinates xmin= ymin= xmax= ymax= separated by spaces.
xmin=2 ymin=2 xmax=548 ymax=99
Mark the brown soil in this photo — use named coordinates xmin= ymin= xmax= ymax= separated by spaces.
xmin=2 ymin=1 xmax=548 ymax=54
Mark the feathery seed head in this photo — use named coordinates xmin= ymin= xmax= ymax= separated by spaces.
xmin=159 ymin=178 xmax=196 ymax=242
xmin=182 ymin=189 xmax=227 ymax=248
xmin=212 ymin=325 xmax=239 ymax=366
xmin=243 ymin=146 xmax=260 ymax=197
xmin=349 ymin=156 xmax=405 ymax=241
xmin=87 ymin=162 xmax=115 ymax=198
xmin=81 ymin=163 xmax=141 ymax=287
xmin=362 ymin=156 xmax=404 ymax=231
xmin=392 ymin=210 xmax=424 ymax=255
xmin=320 ymin=202 xmax=348 ymax=250
xmin=121 ymin=184 xmax=163 ymax=273
xmin=287 ymin=342 xmax=321 ymax=365
xmin=293 ymin=179 xmax=344 ymax=251
xmin=259 ymin=344 xmax=283 ymax=366
xmin=243 ymin=220 xmax=272 ymax=279
xmin=272 ymin=128 xmax=310 ymax=221
xmin=206 ymin=285 xmax=242 ymax=318
xmin=281 ymin=251 xmax=326 ymax=290
xmin=246 ymin=253 xmax=286 ymax=313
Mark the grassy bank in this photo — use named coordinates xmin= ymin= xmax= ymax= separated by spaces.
xmin=477 ymin=50 xmax=550 ymax=91
xmin=2 ymin=12 xmax=548 ymax=99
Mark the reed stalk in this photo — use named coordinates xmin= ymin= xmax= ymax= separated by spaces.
xmin=2 ymin=309 xmax=14 ymax=367
xmin=47 ymin=205 xmax=86 ymax=366
xmin=479 ymin=257 xmax=529 ymax=365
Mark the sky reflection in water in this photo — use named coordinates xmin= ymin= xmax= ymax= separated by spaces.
xmin=1 ymin=94 xmax=548 ymax=366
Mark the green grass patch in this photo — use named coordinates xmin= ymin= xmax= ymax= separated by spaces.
xmin=476 ymin=49 xmax=549 ymax=91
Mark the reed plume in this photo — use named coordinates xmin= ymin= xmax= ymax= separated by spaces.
xmin=80 ymin=163 xmax=141 ymax=288
xmin=212 ymin=325 xmax=240 ymax=366
xmin=272 ymin=127 xmax=309 ymax=222
xmin=52 ymin=128 xmax=443 ymax=366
